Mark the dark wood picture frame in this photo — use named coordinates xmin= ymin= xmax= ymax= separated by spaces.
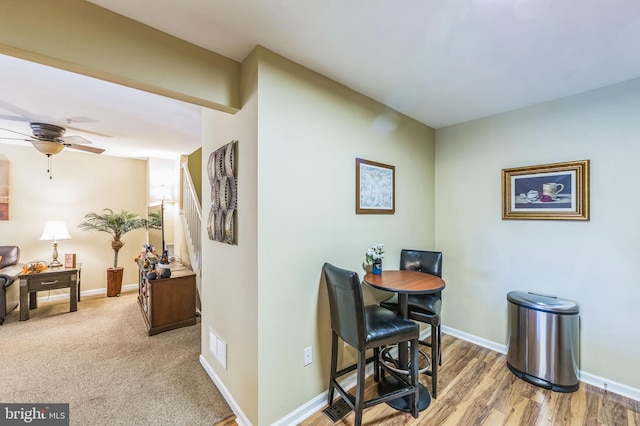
xmin=502 ymin=160 xmax=590 ymax=221
xmin=356 ymin=158 xmax=395 ymax=214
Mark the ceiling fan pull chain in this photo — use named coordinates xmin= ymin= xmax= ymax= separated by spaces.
xmin=47 ymin=154 xmax=53 ymax=179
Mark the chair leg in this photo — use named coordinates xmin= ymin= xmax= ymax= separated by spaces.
xmin=410 ymin=338 xmax=419 ymax=419
xmin=438 ymin=325 xmax=442 ymax=366
xmin=354 ymin=351 xmax=366 ymax=426
xmin=373 ymin=347 xmax=380 ymax=382
xmin=431 ymin=324 xmax=438 ymax=398
xmin=328 ymin=332 xmax=338 ymax=405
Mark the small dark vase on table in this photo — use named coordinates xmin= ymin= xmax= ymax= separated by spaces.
xmin=373 ymin=259 xmax=382 ymax=275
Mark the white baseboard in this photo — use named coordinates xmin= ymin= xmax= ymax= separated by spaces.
xmin=441 ymin=325 xmax=640 ymax=402
xmin=578 ymin=371 xmax=640 ymax=401
xmin=272 ymin=326 xmax=640 ymax=425
xmin=271 ymin=357 xmax=376 ymax=426
xmin=200 ymin=355 xmax=251 ymax=426
xmin=35 ymin=283 xmax=138 ymax=302
xmin=441 ymin=325 xmax=508 ymax=354
xmin=200 ymin=326 xmax=640 ymax=425
xmin=271 ymin=327 xmax=433 ymax=425
xmin=204 ymin=331 xmax=411 ymax=426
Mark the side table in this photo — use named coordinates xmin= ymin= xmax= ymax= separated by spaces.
xmin=19 ymin=266 xmax=80 ymax=321
xmin=137 ymin=260 xmax=196 ymax=336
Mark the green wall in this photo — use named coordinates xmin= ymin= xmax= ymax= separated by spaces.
xmin=435 ymin=78 xmax=640 ymax=393
xmin=187 ymin=147 xmax=203 ymax=203
xmin=0 ymin=0 xmax=240 ymax=113
xmin=200 ymin=47 xmax=436 ymax=425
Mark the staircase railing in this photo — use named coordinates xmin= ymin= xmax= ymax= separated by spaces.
xmin=181 ymin=162 xmax=201 ymax=275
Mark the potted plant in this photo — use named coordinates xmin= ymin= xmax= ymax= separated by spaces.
xmin=366 ymin=243 xmax=385 ymax=275
xmin=78 ymin=208 xmax=148 ymax=297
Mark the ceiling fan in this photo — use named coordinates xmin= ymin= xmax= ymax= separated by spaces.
xmin=0 ymin=122 xmax=106 ymax=178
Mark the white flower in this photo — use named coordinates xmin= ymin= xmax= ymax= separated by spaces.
xmin=366 ymin=243 xmax=385 ymax=264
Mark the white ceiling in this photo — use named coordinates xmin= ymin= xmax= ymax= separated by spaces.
xmin=0 ymin=54 xmax=202 ymax=159
xmin=3 ymin=0 xmax=640 ymax=158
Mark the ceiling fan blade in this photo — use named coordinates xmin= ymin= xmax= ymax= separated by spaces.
xmin=0 ymin=137 xmax=32 ymax=142
xmin=0 ymin=114 xmax=31 ymax=122
xmin=0 ymin=126 xmax=34 ymax=139
xmin=67 ymin=143 xmax=105 ymax=154
xmin=60 ymin=135 xmax=93 ymax=145
xmin=65 ymin=125 xmax=113 ymax=138
xmin=0 ymin=100 xmax=33 ymax=120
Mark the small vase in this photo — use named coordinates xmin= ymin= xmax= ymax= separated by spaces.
xmin=373 ymin=259 xmax=382 ymax=275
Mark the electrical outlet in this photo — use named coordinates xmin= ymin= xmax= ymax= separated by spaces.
xmin=304 ymin=346 xmax=312 ymax=366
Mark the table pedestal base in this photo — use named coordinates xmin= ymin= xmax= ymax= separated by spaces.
xmin=378 ymin=375 xmax=431 ymax=412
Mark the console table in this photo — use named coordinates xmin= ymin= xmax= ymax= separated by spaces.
xmin=19 ymin=266 xmax=80 ymax=321
xmin=137 ymin=261 xmax=196 ymax=336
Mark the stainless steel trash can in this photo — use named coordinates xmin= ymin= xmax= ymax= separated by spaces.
xmin=506 ymin=291 xmax=579 ymax=392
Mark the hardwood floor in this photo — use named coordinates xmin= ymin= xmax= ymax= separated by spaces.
xmin=218 ymin=334 xmax=640 ymax=426
xmin=215 ymin=415 xmax=238 ymax=426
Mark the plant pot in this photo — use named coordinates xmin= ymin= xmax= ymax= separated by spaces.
xmin=373 ymin=259 xmax=382 ymax=275
xmin=106 ymin=267 xmax=124 ymax=297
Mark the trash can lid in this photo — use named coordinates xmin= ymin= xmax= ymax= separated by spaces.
xmin=507 ymin=291 xmax=579 ymax=314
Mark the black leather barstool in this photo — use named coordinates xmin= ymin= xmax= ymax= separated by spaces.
xmin=322 ymin=262 xmax=420 ymax=425
xmin=380 ymin=249 xmax=443 ymax=398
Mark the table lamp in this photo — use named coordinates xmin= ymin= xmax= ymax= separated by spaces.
xmin=40 ymin=221 xmax=71 ymax=267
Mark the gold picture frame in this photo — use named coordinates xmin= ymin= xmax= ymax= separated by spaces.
xmin=502 ymin=160 xmax=590 ymax=221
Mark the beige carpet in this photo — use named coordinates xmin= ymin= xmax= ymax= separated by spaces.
xmin=0 ymin=290 xmax=233 ymax=426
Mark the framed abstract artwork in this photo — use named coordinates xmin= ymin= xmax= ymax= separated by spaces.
xmin=502 ymin=160 xmax=590 ymax=221
xmin=356 ymin=158 xmax=395 ymax=214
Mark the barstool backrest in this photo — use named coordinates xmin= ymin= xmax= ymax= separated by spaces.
xmin=322 ymin=262 xmax=366 ymax=349
xmin=400 ymin=249 xmax=442 ymax=278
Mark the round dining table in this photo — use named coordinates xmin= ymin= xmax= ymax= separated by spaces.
xmin=363 ymin=270 xmax=446 ymax=412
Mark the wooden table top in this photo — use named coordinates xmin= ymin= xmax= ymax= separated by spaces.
xmin=19 ymin=265 xmax=78 ymax=277
xmin=363 ymin=270 xmax=445 ymax=294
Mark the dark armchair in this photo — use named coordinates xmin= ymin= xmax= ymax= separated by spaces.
xmin=0 ymin=245 xmax=24 ymax=324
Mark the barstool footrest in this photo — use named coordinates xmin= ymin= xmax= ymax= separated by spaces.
xmin=379 ymin=344 xmax=431 ymax=375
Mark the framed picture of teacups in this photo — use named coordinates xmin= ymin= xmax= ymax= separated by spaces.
xmin=356 ymin=158 xmax=395 ymax=214
xmin=502 ymin=160 xmax=590 ymax=221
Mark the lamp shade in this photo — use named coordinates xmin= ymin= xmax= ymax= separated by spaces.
xmin=31 ymin=141 xmax=65 ymax=156
xmin=40 ymin=221 xmax=71 ymax=241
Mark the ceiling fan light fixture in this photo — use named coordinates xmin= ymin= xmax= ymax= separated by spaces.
xmin=31 ymin=140 xmax=65 ymax=156
xmin=30 ymin=122 xmax=66 ymax=138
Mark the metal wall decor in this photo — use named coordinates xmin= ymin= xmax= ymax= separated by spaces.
xmin=207 ymin=141 xmax=238 ymax=244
